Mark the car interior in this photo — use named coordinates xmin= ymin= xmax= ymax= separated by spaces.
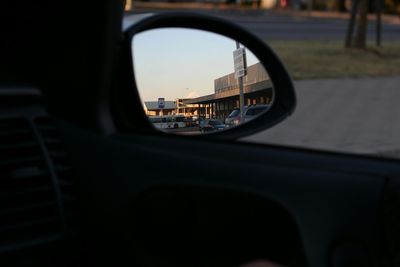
xmin=1 ymin=1 xmax=400 ymax=267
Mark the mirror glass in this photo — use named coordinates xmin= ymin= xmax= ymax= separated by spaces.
xmin=132 ymin=28 xmax=274 ymax=135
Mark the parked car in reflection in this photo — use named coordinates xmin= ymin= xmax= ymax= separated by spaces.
xmin=199 ymin=119 xmax=227 ymax=132
xmin=194 ymin=116 xmax=206 ymax=126
xmin=225 ymin=104 xmax=271 ymax=126
xmin=183 ymin=117 xmax=198 ymax=127
xmin=148 ymin=115 xmax=186 ymax=129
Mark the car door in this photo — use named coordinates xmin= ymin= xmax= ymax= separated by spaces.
xmin=59 ymin=118 xmax=399 ymax=267
xmin=1 ymin=2 xmax=399 ymax=267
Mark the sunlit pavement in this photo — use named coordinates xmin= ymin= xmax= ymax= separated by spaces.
xmin=243 ymin=77 xmax=400 ymax=157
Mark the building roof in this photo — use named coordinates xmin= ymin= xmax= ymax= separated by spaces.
xmin=183 ymin=62 xmax=272 ymax=105
xmin=183 ymin=80 xmax=273 ymax=105
xmin=214 ymin=62 xmax=270 ymax=93
xmin=144 ymin=101 xmax=175 ymax=110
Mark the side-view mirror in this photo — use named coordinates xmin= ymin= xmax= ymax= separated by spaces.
xmin=115 ymin=12 xmax=296 ymax=139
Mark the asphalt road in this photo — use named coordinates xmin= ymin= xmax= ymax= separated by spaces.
xmin=128 ymin=9 xmax=400 ymax=41
xmin=216 ymin=11 xmax=400 ymax=41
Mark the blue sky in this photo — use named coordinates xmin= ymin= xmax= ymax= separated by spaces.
xmin=132 ymin=28 xmax=260 ymax=102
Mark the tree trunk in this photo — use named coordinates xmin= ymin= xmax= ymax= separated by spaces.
xmin=345 ymin=0 xmax=360 ymax=48
xmin=376 ymin=0 xmax=382 ymax=46
xmin=354 ymin=0 xmax=368 ymax=49
xmin=335 ymin=0 xmax=347 ymax=11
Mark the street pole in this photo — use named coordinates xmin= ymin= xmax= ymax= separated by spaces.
xmin=236 ymin=41 xmax=245 ymax=124
xmin=345 ymin=0 xmax=360 ymax=48
xmin=308 ymin=0 xmax=313 ymax=15
xmin=376 ymin=0 xmax=382 ymax=46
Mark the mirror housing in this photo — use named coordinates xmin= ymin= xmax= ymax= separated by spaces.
xmin=114 ymin=12 xmax=296 ymax=139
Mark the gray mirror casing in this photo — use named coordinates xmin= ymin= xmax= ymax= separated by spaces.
xmin=114 ymin=12 xmax=296 ymax=140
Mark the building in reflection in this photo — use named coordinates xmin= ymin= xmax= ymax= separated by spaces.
xmin=183 ymin=62 xmax=273 ymax=121
xmin=144 ymin=62 xmax=273 ymax=121
xmin=144 ymin=99 xmax=199 ymax=117
xmin=144 ymin=101 xmax=175 ymax=116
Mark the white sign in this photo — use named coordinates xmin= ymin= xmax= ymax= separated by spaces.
xmin=233 ymin=47 xmax=247 ymax=79
xmin=158 ymin=98 xmax=165 ymax=109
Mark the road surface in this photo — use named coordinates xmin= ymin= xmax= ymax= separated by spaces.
xmin=127 ymin=9 xmax=400 ymax=41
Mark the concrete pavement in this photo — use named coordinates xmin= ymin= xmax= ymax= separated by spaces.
xmin=243 ymin=77 xmax=400 ymax=158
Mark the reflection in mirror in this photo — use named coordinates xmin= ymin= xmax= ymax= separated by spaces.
xmin=132 ymin=28 xmax=274 ymax=135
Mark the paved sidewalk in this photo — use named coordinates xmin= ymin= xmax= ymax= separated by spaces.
xmin=243 ymin=77 xmax=400 ymax=158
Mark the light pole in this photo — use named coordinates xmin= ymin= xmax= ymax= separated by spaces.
xmin=376 ymin=0 xmax=382 ymax=46
xmin=235 ymin=41 xmax=245 ymax=124
xmin=308 ymin=0 xmax=313 ymax=14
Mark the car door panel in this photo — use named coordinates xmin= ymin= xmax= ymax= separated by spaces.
xmin=57 ymin=121 xmax=391 ymax=267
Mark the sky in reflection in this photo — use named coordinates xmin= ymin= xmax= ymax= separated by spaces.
xmin=132 ymin=28 xmax=259 ymax=101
